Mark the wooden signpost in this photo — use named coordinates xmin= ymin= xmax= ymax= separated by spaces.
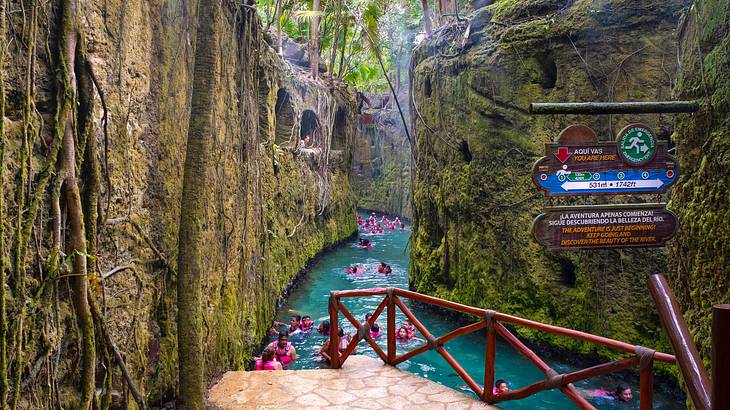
xmin=532 ymin=204 xmax=678 ymax=251
xmin=532 ymin=124 xmax=678 ymax=196
xmin=530 ymin=123 xmax=680 ymax=251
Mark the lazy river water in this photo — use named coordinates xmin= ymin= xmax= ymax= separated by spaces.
xmin=268 ymin=212 xmax=683 ymax=409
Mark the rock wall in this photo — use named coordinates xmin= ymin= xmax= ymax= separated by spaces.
xmin=2 ymin=1 xmax=356 ymax=406
xmin=409 ymin=0 xmax=685 ymax=360
xmin=351 ymin=106 xmax=413 ymax=219
xmin=669 ymin=0 xmax=729 ymax=367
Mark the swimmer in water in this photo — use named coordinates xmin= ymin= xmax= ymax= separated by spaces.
xmin=493 ymin=379 xmax=510 ymax=395
xmin=300 ymin=315 xmax=314 ymax=331
xmin=270 ymin=314 xmax=302 ymax=335
xmin=268 ymin=330 xmax=297 ymax=369
xmin=370 ymin=323 xmax=382 ymax=339
xmin=317 ymin=320 xmax=330 ymax=335
xmin=345 ymin=264 xmax=363 ymax=274
xmin=255 ymin=346 xmax=283 ymax=371
xmin=402 ymin=319 xmax=415 ymax=337
xmin=396 ymin=327 xmax=413 ymax=341
xmin=588 ymin=383 xmax=633 ymax=403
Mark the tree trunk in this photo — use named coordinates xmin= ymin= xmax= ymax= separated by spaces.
xmin=338 ymin=20 xmax=348 ymax=77
xmin=0 ymin=0 xmax=7 ymax=403
xmin=276 ymin=0 xmax=283 ymax=54
xmin=328 ymin=0 xmax=342 ymax=77
xmin=421 ymin=0 xmax=432 ymax=34
xmin=176 ymin=1 xmax=221 ymax=409
xmin=58 ymin=1 xmax=95 ymax=408
xmin=309 ymin=0 xmax=322 ymax=78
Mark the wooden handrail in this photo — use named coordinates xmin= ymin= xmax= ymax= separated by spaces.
xmin=327 ymin=288 xmax=680 ymax=408
xmin=492 ymin=311 xmax=675 ymax=364
xmin=648 ymin=274 xmax=712 ymax=410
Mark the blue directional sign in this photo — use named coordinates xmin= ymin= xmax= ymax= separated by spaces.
xmin=535 ymin=167 xmax=678 ymax=196
xmin=531 ymin=127 xmax=679 ymax=196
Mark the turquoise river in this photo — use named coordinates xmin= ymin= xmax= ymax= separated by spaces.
xmin=268 ymin=212 xmax=683 ymax=409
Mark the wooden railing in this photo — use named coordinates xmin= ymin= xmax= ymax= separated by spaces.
xmin=326 ymin=287 xmax=676 ymax=409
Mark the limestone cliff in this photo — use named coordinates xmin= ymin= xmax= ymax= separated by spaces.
xmin=409 ymin=0 xmax=685 ymax=360
xmin=351 ymin=104 xmax=413 ymax=219
xmin=1 ymin=0 xmax=356 ymax=407
xmin=668 ymin=0 xmax=730 ymax=369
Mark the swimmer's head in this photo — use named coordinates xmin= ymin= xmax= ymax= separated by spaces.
xmin=290 ymin=315 xmax=301 ymax=325
xmin=371 ymin=323 xmax=380 ymax=333
xmin=277 ymin=330 xmax=289 ymax=347
xmin=495 ymin=379 xmax=509 ymax=394
xmin=397 ymin=327 xmax=407 ymax=338
xmin=338 ymin=328 xmax=345 ymax=337
xmin=319 ymin=321 xmax=330 ymax=333
xmin=615 ymin=384 xmax=632 ymax=402
xmin=261 ymin=346 xmax=276 ymax=362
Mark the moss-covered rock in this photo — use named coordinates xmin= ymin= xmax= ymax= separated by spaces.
xmin=351 ymin=106 xmax=413 ymax=218
xmin=2 ymin=1 xmax=356 ymax=406
xmin=668 ymin=0 xmax=730 ymax=372
xmin=410 ymin=0 xmax=684 ymax=364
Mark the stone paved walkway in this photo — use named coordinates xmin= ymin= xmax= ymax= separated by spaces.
xmin=208 ymin=355 xmax=500 ymax=409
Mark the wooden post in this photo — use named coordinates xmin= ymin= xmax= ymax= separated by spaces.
xmin=529 ymin=101 xmax=699 ymax=115
xmin=483 ymin=316 xmax=495 ymax=402
xmin=329 ymin=293 xmax=340 ymax=369
xmin=387 ymin=289 xmax=396 ymax=364
xmin=713 ymin=304 xmax=730 ymax=410
xmin=640 ymin=360 xmax=653 ymax=410
xmin=648 ymin=274 xmax=711 ymax=410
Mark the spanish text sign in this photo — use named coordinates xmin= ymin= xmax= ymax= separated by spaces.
xmin=532 ymin=204 xmax=678 ymax=251
xmin=531 ymin=124 xmax=678 ymax=196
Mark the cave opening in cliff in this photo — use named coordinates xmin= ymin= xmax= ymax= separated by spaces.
xmin=300 ymin=109 xmax=321 ymax=146
xmin=275 ymin=88 xmax=295 ymax=144
xmin=558 ymin=258 xmax=577 ymax=288
xmin=537 ymin=54 xmax=558 ymax=89
xmin=331 ymin=108 xmax=347 ymax=151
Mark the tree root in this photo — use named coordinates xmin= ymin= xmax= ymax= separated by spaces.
xmin=88 ymin=292 xmax=147 ymax=410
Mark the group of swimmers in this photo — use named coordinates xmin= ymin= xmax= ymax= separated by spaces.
xmin=357 ymin=212 xmax=406 ymax=233
xmin=345 ymin=261 xmax=392 ymax=275
xmin=258 ymin=316 xmax=636 ymax=406
xmin=257 ymin=313 xmax=424 ymax=371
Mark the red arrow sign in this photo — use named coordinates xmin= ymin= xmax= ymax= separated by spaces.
xmin=554 ymin=147 xmax=571 ymax=163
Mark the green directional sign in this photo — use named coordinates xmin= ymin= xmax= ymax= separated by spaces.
xmin=567 ymin=172 xmax=593 ymax=181
xmin=617 ymin=124 xmax=657 ymax=166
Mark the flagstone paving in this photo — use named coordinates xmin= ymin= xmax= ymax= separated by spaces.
xmin=208 ymin=355 xmax=500 ymax=409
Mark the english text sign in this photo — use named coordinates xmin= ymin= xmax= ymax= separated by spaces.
xmin=532 ymin=204 xmax=678 ymax=251
xmin=531 ymin=124 xmax=678 ymax=196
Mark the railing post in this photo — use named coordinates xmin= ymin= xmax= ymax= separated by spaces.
xmin=483 ymin=311 xmax=495 ymax=402
xmin=387 ymin=288 xmax=396 ymax=365
xmin=639 ymin=355 xmax=654 ymax=410
xmin=713 ymin=304 xmax=730 ymax=410
xmin=329 ymin=292 xmax=340 ymax=369
xmin=648 ymin=274 xmax=712 ymax=410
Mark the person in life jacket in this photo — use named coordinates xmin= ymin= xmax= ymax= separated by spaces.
xmin=493 ymin=379 xmax=510 ymax=396
xmin=271 ymin=314 xmax=302 ymax=334
xmin=268 ymin=330 xmax=297 ymax=370
xmin=377 ymin=262 xmax=388 ymax=273
xmin=255 ymin=346 xmax=283 ymax=371
xmin=369 ymin=323 xmax=382 ymax=339
xmin=338 ymin=328 xmax=352 ymax=353
xmin=300 ymin=315 xmax=314 ymax=332
xmin=588 ymin=384 xmax=633 ymax=403
xmin=396 ymin=327 xmax=411 ymax=341
xmin=402 ymin=319 xmax=415 ymax=338
xmin=359 ymin=238 xmax=372 ymax=249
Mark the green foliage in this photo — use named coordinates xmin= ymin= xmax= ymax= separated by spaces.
xmin=257 ymin=0 xmax=424 ymax=91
